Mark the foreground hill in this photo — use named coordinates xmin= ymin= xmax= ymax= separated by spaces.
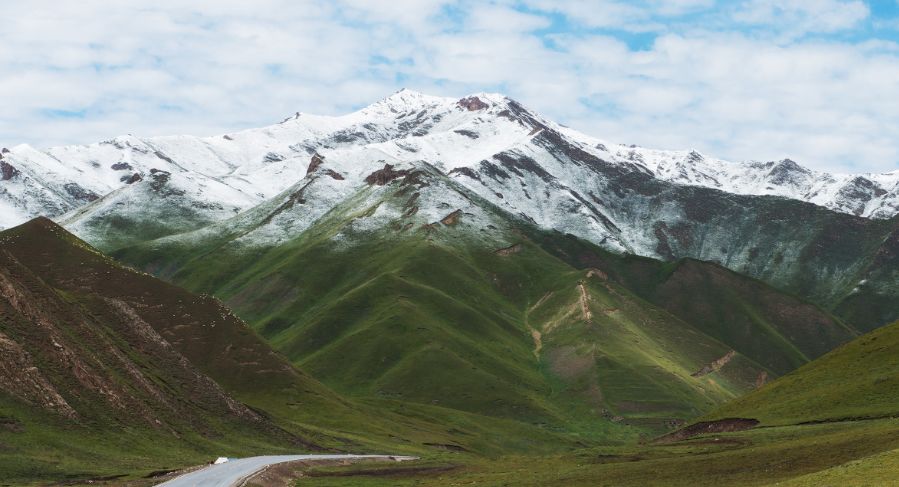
xmin=303 ymin=320 xmax=899 ymax=485
xmin=0 ymin=219 xmax=594 ymax=484
xmin=0 ymin=218 xmax=317 ymax=482
xmin=705 ymin=318 xmax=899 ymax=425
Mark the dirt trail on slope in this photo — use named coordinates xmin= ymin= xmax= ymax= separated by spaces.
xmin=527 ymin=326 xmax=543 ymax=358
xmin=529 ymin=291 xmax=554 ymax=312
xmin=577 ymin=282 xmax=592 ymax=322
xmin=691 ymin=350 xmax=736 ymax=377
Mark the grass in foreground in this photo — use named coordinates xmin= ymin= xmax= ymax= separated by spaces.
xmin=274 ymin=418 xmax=899 ymax=486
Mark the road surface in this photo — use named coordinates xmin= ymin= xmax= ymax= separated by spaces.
xmin=156 ymin=454 xmax=415 ymax=487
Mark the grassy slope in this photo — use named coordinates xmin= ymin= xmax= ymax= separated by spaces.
xmin=705 ymin=319 xmax=899 ymax=425
xmin=0 ymin=219 xmax=587 ymax=485
xmin=529 ymin=231 xmax=857 ymax=375
xmin=112 ymin=174 xmax=846 ymax=442
xmin=275 ymin=419 xmax=899 ymax=487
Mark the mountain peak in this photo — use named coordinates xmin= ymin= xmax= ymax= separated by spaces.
xmin=367 ymin=88 xmax=449 ymax=111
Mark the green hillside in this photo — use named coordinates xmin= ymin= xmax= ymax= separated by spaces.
xmin=0 ymin=219 xmax=589 ymax=484
xmin=705 ymin=319 xmax=899 ymax=425
xmin=112 ymin=168 xmax=853 ymax=440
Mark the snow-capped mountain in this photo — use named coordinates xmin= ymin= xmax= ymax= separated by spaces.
xmin=0 ymin=87 xmax=895 ymax=261
xmin=2 ymin=89 xmax=895 ymax=238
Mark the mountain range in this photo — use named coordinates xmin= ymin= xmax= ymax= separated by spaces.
xmin=2 ymin=90 xmax=899 ymax=485
xmin=1 ymin=90 xmax=896 ymax=333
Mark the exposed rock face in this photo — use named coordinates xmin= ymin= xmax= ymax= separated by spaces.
xmin=457 ymin=96 xmax=489 ymax=111
xmin=63 ymin=183 xmax=99 ymax=202
xmin=307 ymin=153 xmax=325 ymax=176
xmin=263 ymin=152 xmax=285 ymax=163
xmin=111 ymin=162 xmax=133 ymax=171
xmin=440 ymin=209 xmax=462 ymax=225
xmin=691 ymin=350 xmax=737 ymax=377
xmin=0 ymin=329 xmax=76 ymax=419
xmin=322 ymin=169 xmax=344 ymax=180
xmin=121 ymin=172 xmax=143 ymax=184
xmin=495 ymin=243 xmax=522 ymax=256
xmin=365 ymin=164 xmax=410 ymax=186
xmin=0 ymin=161 xmax=19 ymax=181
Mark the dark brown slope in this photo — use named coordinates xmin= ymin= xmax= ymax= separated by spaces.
xmin=0 ymin=217 xmax=333 ymax=443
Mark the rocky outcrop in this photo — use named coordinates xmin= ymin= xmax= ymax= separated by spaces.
xmin=306 ymin=153 xmax=325 ymax=175
xmin=495 ymin=243 xmax=522 ymax=256
xmin=63 ymin=182 xmax=99 ymax=202
xmin=691 ymin=350 xmax=737 ymax=377
xmin=323 ymin=169 xmax=344 ymax=180
xmin=111 ymin=162 xmax=133 ymax=171
xmin=0 ymin=330 xmax=76 ymax=418
xmin=457 ymin=96 xmax=489 ymax=111
xmin=0 ymin=161 xmax=19 ymax=181
xmin=441 ymin=209 xmax=462 ymax=225
xmin=365 ymin=164 xmax=410 ymax=186
xmin=121 ymin=172 xmax=143 ymax=184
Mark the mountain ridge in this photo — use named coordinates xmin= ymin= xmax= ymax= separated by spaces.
xmin=1 ymin=89 xmax=896 ymax=330
xmin=0 ymin=88 xmax=896 ymax=235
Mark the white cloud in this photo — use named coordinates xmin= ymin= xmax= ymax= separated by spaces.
xmin=733 ymin=0 xmax=870 ymax=34
xmin=0 ymin=0 xmax=897 ymax=174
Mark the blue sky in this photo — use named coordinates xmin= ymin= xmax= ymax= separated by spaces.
xmin=2 ymin=0 xmax=899 ymax=173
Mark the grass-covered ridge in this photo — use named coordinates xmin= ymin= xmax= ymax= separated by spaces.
xmin=112 ymin=167 xmax=854 ymax=442
xmin=0 ymin=218 xmax=588 ymax=484
xmin=705 ymin=319 xmax=899 ymax=425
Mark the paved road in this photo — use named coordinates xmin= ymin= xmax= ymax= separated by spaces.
xmin=156 ymin=454 xmax=414 ymax=487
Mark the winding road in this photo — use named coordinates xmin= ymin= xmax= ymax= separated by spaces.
xmin=156 ymin=454 xmax=415 ymax=487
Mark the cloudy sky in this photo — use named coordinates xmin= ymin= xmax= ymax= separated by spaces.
xmin=2 ymin=0 xmax=899 ymax=174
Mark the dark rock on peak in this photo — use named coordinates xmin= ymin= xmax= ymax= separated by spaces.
xmin=686 ymin=151 xmax=703 ymax=163
xmin=457 ymin=96 xmax=489 ymax=111
xmin=364 ymin=164 xmax=410 ymax=186
xmin=307 ymin=153 xmax=325 ymax=176
xmin=153 ymin=150 xmax=177 ymax=165
xmin=448 ymin=166 xmax=481 ymax=181
xmin=121 ymin=173 xmax=143 ymax=184
xmin=322 ymin=169 xmax=344 ymax=180
xmin=767 ymin=159 xmax=812 ymax=186
xmin=111 ymin=162 xmax=133 ymax=171
xmin=441 ymin=209 xmax=462 ymax=225
xmin=1 ymin=161 xmax=20 ymax=181
xmin=1 ymin=148 xmax=9 ymax=154
xmin=63 ymin=183 xmax=99 ymax=202
xmin=453 ymin=129 xmax=480 ymax=139
xmin=263 ymin=152 xmax=285 ymax=163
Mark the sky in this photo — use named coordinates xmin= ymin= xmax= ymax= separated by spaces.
xmin=2 ymin=1 xmax=899 ymax=174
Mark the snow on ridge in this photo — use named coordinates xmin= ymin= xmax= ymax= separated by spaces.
xmin=0 ymin=89 xmax=897 ymax=237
